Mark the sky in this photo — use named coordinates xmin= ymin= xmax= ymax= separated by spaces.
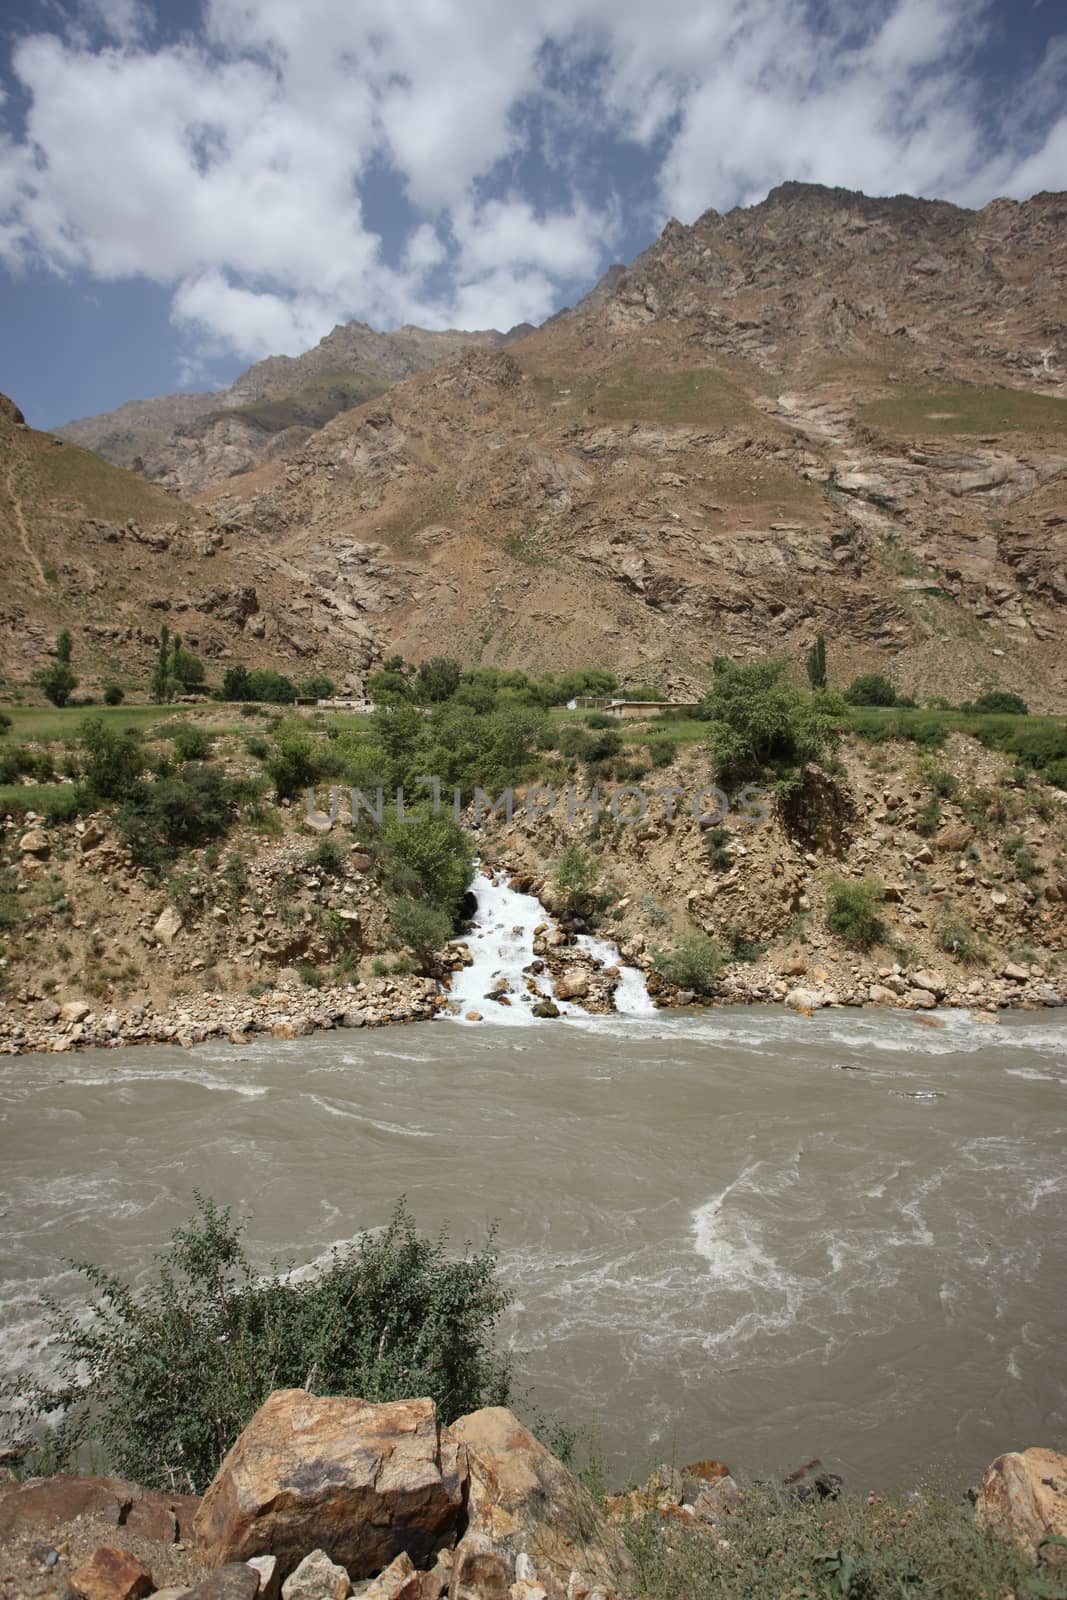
xmin=0 ymin=0 xmax=1064 ymax=429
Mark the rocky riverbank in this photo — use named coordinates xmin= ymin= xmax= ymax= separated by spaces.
xmin=1 ymin=1391 xmax=1064 ymax=1600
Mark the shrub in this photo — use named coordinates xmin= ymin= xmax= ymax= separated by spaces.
xmin=244 ymin=735 xmax=269 ymax=759
xmin=928 ymin=766 xmax=959 ymax=798
xmin=970 ymin=690 xmax=1029 ymax=715
xmin=415 ymin=657 xmax=462 ymax=703
xmin=704 ymin=827 xmax=732 ymax=870
xmin=389 ymin=896 xmax=453 ymax=965
xmin=652 ymin=932 xmax=725 ymax=993
xmin=6 ymin=1195 xmax=512 ymax=1493
xmin=220 ymin=666 xmax=297 ymax=704
xmin=79 ymin=716 xmax=145 ymax=803
xmin=825 ymin=875 xmax=886 ymax=950
xmin=649 ymin=740 xmax=677 ymax=768
xmin=701 ymin=657 xmax=844 ymax=784
xmin=116 ymin=767 xmax=248 ymax=870
xmin=584 ymin=712 xmax=614 ymax=729
xmin=844 ymin=673 xmax=897 ymax=706
xmin=914 ymin=796 xmax=941 ymax=837
xmin=308 ymin=837 xmax=346 ymax=876
xmin=171 ymin=723 xmax=212 ymax=762
xmin=33 ymin=659 xmax=78 ymax=707
xmin=266 ymin=725 xmax=324 ymax=801
xmin=805 ymin=632 xmax=827 ymax=690
xmin=382 ymin=814 xmax=475 ymax=917
xmin=103 ymin=684 xmax=125 ymax=706
xmin=0 ymin=712 xmax=10 ymax=735
xmin=296 ymin=963 xmax=324 ymax=988
xmin=622 ymin=1474 xmax=1031 ymax=1600
xmin=553 ymin=842 xmax=599 ymax=914
xmin=938 ymin=916 xmax=986 ymax=964
xmin=1003 ymin=836 xmax=1039 ymax=882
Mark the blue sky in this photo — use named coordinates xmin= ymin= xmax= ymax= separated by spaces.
xmin=1 ymin=0 xmax=1064 ymax=429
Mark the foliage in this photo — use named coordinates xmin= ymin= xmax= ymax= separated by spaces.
xmin=415 ymin=657 xmax=463 ymax=703
xmin=389 ymin=896 xmax=453 ymax=965
xmin=825 ymin=875 xmax=887 ymax=951
xmin=116 ymin=766 xmax=250 ymax=870
xmin=297 ymin=673 xmax=336 ymax=700
xmin=150 ymin=624 xmax=172 ymax=703
xmin=266 ymin=723 xmax=326 ymax=801
xmin=623 ymin=1475 xmax=1032 ymax=1600
xmin=307 ymin=837 xmax=346 ymax=876
xmin=914 ymin=796 xmax=941 ymax=837
xmin=170 ymin=636 xmax=205 ymax=691
xmin=938 ymin=915 xmax=986 ymax=964
xmin=652 ymin=932 xmax=725 ymax=993
xmin=220 ymin=666 xmax=297 ymax=704
xmin=103 ymin=684 xmax=125 ymax=706
xmin=553 ymin=842 xmax=599 ymax=914
xmin=382 ymin=813 xmax=475 ymax=917
xmin=33 ymin=658 xmax=78 ymax=708
xmin=704 ymin=827 xmax=732 ymax=870
xmin=55 ymin=629 xmax=72 ymax=664
xmin=6 ymin=1196 xmax=512 ymax=1494
xmin=0 ymin=712 xmax=11 ymax=735
xmin=844 ymin=672 xmax=897 ymax=707
xmin=171 ymin=723 xmax=212 ymax=762
xmin=701 ymin=657 xmax=844 ymax=784
xmin=968 ymin=691 xmax=1029 ymax=715
xmin=78 ymin=715 xmax=145 ymax=803
xmin=806 ymin=632 xmax=827 ymax=690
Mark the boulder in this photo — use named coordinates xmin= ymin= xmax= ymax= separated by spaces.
xmin=785 ymin=986 xmax=823 ymax=1014
xmin=59 ymin=1000 xmax=92 ymax=1024
xmin=281 ymin=1549 xmax=350 ymax=1599
xmin=18 ymin=829 xmax=50 ymax=857
xmin=193 ymin=1391 xmax=465 ymax=1583
xmin=531 ymin=1000 xmax=560 ymax=1019
xmin=975 ymin=1447 xmax=1067 ymax=1561
xmin=553 ymin=972 xmax=589 ymax=1001
xmin=0 ymin=1477 xmax=123 ymax=1537
xmin=154 ymin=906 xmax=183 ymax=948
xmin=781 ymin=957 xmax=807 ymax=976
xmin=867 ymin=984 xmax=899 ymax=1006
xmin=361 ymin=1552 xmax=422 ymax=1600
xmin=449 ymin=1408 xmax=635 ymax=1600
xmin=1001 ymin=962 xmax=1030 ymax=982
xmin=904 ymin=989 xmax=937 ymax=1010
xmin=80 ymin=822 xmax=106 ymax=853
xmin=339 ymin=1009 xmax=366 ymax=1029
xmin=448 ymin=1539 xmax=511 ymax=1600
xmin=936 ymin=822 xmax=974 ymax=852
xmin=247 ymin=1555 xmax=280 ymax=1600
xmin=183 ymin=1567 xmax=261 ymax=1600
xmin=70 ymin=1547 xmax=154 ymax=1600
xmin=911 ymin=968 xmax=947 ymax=997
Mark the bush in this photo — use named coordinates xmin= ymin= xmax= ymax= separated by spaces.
xmin=701 ymin=658 xmax=844 ymax=784
xmin=970 ymin=690 xmax=1029 ymax=715
xmin=296 ymin=963 xmax=324 ymax=988
xmin=844 ymin=673 xmax=897 ymax=706
xmin=221 ymin=666 xmax=297 ymax=704
xmin=382 ymin=814 xmax=475 ymax=917
xmin=171 ymin=723 xmax=212 ymax=762
xmin=116 ymin=767 xmax=247 ymax=870
xmin=79 ymin=715 xmax=145 ymax=803
xmin=914 ymin=795 xmax=941 ymax=837
xmin=389 ymin=896 xmax=453 ymax=965
xmin=307 ymin=837 xmax=346 ymax=876
xmin=704 ymin=827 xmax=732 ymax=870
xmin=6 ymin=1196 xmax=512 ymax=1493
xmin=652 ymin=932 xmax=725 ymax=993
xmin=825 ymin=875 xmax=886 ymax=950
xmin=938 ymin=916 xmax=986 ymax=964
xmin=33 ymin=659 xmax=78 ymax=707
xmin=415 ymin=657 xmax=462 ymax=703
xmin=0 ymin=712 xmax=10 ymax=735
xmin=553 ymin=842 xmax=599 ymax=914
xmin=297 ymin=673 xmax=336 ymax=700
xmin=103 ymin=685 xmax=125 ymax=706
xmin=623 ymin=1474 xmax=1031 ymax=1600
xmin=266 ymin=725 xmax=325 ymax=801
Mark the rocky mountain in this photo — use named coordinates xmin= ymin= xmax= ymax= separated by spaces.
xmin=8 ymin=181 xmax=1067 ymax=704
xmin=58 ymin=320 xmax=514 ymax=494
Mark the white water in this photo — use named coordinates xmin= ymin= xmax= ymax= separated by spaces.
xmin=444 ymin=869 xmax=656 ymax=1023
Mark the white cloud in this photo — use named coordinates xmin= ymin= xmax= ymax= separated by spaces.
xmin=0 ymin=0 xmax=1063 ymax=377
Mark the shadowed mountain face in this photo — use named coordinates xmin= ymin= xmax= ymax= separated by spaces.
xmin=9 ymin=182 xmax=1067 ymax=704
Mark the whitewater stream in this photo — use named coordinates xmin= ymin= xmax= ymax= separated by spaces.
xmin=1 ymin=873 xmax=1065 ymax=1487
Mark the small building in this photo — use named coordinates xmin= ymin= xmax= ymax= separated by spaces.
xmin=564 ymin=696 xmax=686 ymax=719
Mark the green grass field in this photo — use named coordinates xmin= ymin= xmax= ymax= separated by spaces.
xmin=860 ymin=384 xmax=1067 ymax=438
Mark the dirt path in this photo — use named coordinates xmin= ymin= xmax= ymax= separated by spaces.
xmin=4 ymin=456 xmax=46 ymax=588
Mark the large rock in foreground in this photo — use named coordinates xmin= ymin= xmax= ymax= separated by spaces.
xmin=193 ymin=1391 xmax=465 ymax=1583
xmin=450 ymin=1407 xmax=636 ymax=1598
xmin=976 ymin=1447 xmax=1067 ymax=1561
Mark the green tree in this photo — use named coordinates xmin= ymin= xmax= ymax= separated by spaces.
xmin=170 ymin=635 xmax=205 ymax=691
xmin=34 ymin=658 xmax=78 ymax=708
xmin=389 ymin=896 xmax=453 ymax=966
xmin=55 ymin=629 xmax=73 ymax=664
xmin=297 ymin=673 xmax=336 ymax=700
xmin=415 ymin=656 xmax=463 ymax=702
xmin=806 ymin=632 xmax=827 ymax=690
xmin=383 ymin=813 xmax=475 ymax=916
xmin=103 ymin=684 xmax=124 ymax=706
xmin=970 ymin=690 xmax=1029 ymax=715
xmin=701 ymin=657 xmax=844 ymax=784
xmin=151 ymin=624 xmax=173 ymax=703
xmin=844 ymin=673 xmax=897 ymax=707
